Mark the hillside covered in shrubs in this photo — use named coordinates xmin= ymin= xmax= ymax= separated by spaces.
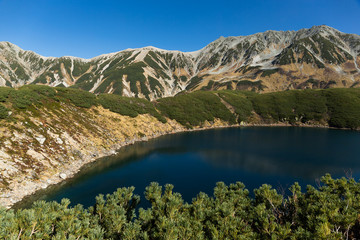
xmin=1 ymin=85 xmax=360 ymax=129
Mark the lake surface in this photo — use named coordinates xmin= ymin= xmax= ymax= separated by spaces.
xmin=15 ymin=127 xmax=360 ymax=209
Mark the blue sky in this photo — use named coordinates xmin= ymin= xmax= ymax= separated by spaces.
xmin=0 ymin=0 xmax=359 ymax=58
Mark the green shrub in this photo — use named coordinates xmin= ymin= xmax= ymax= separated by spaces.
xmin=0 ymin=104 xmax=9 ymax=119
xmin=217 ymin=90 xmax=253 ymax=122
xmin=71 ymin=73 xmax=95 ymax=91
xmin=72 ymin=62 xmax=92 ymax=77
xmin=98 ymin=94 xmax=166 ymax=122
xmin=33 ymin=73 xmax=51 ymax=84
xmin=6 ymin=85 xmax=57 ymax=109
xmin=294 ymin=89 xmax=327 ymax=122
xmin=56 ymin=87 xmax=97 ymax=108
xmin=0 ymin=87 xmax=14 ymax=102
xmin=156 ymin=91 xmax=235 ymax=127
xmin=148 ymin=76 xmax=164 ymax=96
xmin=10 ymin=88 xmax=42 ymax=109
xmin=186 ymin=76 xmax=203 ymax=90
xmin=249 ymin=91 xmax=297 ymax=122
xmin=23 ymin=85 xmax=56 ymax=98
xmin=235 ymin=80 xmax=266 ymax=91
xmin=2 ymin=175 xmax=360 ymax=239
xmin=325 ymin=88 xmax=360 ymax=129
xmin=249 ymin=89 xmax=329 ymax=124
xmin=261 ymin=68 xmax=279 ymax=77
xmin=276 ymin=48 xmax=295 ymax=65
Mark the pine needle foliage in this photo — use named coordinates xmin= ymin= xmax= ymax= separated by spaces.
xmin=2 ymin=175 xmax=360 ymax=239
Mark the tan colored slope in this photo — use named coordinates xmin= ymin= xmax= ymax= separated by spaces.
xmin=0 ymin=104 xmax=185 ymax=208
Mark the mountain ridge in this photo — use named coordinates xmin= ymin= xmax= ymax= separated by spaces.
xmin=0 ymin=25 xmax=359 ymax=99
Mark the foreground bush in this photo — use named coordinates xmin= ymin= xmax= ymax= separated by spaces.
xmin=1 ymin=174 xmax=360 ymax=239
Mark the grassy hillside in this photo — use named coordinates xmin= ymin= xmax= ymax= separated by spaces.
xmin=1 ymin=85 xmax=360 ymax=129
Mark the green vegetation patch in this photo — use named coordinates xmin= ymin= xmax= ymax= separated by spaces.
xmin=298 ymin=37 xmax=320 ymax=54
xmin=10 ymin=62 xmax=29 ymax=80
xmin=325 ymin=88 xmax=360 ymax=129
xmin=180 ymin=76 xmax=187 ymax=82
xmin=261 ymin=68 xmax=279 ymax=77
xmin=242 ymin=65 xmax=260 ymax=73
xmin=148 ymin=76 xmax=164 ymax=96
xmin=250 ymin=91 xmax=296 ymax=122
xmin=297 ymin=46 xmax=315 ymax=64
xmin=0 ymin=87 xmax=14 ymax=102
xmin=9 ymin=85 xmax=57 ymax=109
xmin=0 ymin=104 xmax=9 ymax=119
xmin=206 ymin=52 xmax=220 ymax=68
xmin=200 ymin=80 xmax=215 ymax=91
xmin=249 ymin=89 xmax=327 ymax=123
xmin=313 ymin=35 xmax=344 ymax=64
xmin=275 ymin=48 xmax=296 ymax=65
xmin=156 ymin=91 xmax=236 ymax=127
xmin=294 ymin=89 xmax=328 ymax=122
xmin=97 ymin=62 xmax=149 ymax=98
xmin=186 ymin=76 xmax=203 ymax=90
xmin=122 ymin=63 xmax=148 ymax=97
xmin=236 ymin=80 xmax=266 ymax=92
xmin=98 ymin=94 xmax=166 ymax=122
xmin=56 ymin=87 xmax=97 ymax=108
xmin=72 ymin=62 xmax=92 ymax=77
xmin=217 ymin=90 xmax=253 ymax=122
xmin=71 ymin=73 xmax=96 ymax=92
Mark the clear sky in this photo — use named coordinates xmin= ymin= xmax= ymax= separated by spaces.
xmin=0 ymin=0 xmax=359 ymax=59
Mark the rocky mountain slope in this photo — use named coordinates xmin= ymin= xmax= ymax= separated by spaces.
xmin=0 ymin=25 xmax=359 ymax=99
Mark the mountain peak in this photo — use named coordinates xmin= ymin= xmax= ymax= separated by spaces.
xmin=141 ymin=46 xmax=165 ymax=51
xmin=0 ymin=41 xmax=22 ymax=52
xmin=298 ymin=25 xmax=340 ymax=37
xmin=310 ymin=25 xmax=336 ymax=31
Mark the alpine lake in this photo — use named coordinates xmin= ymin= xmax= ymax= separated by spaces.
xmin=13 ymin=126 xmax=360 ymax=209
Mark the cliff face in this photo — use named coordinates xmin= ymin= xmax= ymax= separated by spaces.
xmin=0 ymin=26 xmax=359 ymax=99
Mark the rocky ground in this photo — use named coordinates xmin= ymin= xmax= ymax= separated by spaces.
xmin=0 ymin=103 xmax=186 ymax=208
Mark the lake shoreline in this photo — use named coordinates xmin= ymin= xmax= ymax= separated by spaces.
xmin=3 ymin=121 xmax=347 ymax=210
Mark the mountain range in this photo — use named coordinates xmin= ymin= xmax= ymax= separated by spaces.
xmin=0 ymin=25 xmax=359 ymax=99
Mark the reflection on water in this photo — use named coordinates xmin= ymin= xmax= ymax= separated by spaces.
xmin=13 ymin=127 xmax=360 ymax=210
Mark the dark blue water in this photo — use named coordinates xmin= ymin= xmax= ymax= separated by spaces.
xmin=15 ymin=127 xmax=360 ymax=209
